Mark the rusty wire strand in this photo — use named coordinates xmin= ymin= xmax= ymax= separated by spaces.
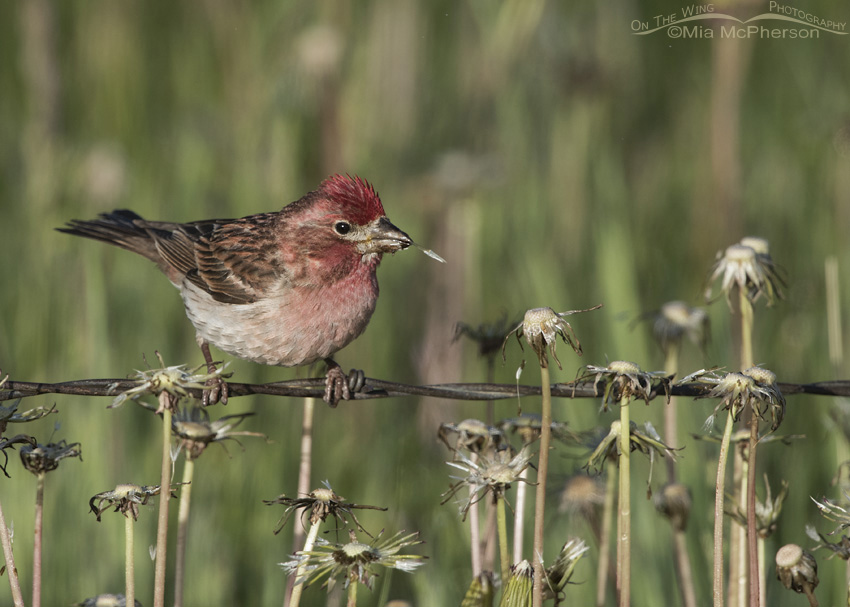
xmin=1 ymin=377 xmax=848 ymax=403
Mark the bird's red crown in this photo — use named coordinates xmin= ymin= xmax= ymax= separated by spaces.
xmin=319 ymin=174 xmax=386 ymax=225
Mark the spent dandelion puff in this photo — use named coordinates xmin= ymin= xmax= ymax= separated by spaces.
xmin=577 ymin=361 xmax=671 ymax=607
xmin=655 ymin=483 xmax=693 ymax=534
xmin=108 ymin=353 xmax=229 ymax=410
xmin=775 ymin=544 xmax=819 ymax=607
xmin=558 ymin=474 xmax=605 ymax=539
xmin=649 ymin=301 xmax=710 ymax=360
xmin=455 ymin=315 xmax=520 ymax=576
xmin=685 ymin=366 xmax=785 ymax=607
xmin=442 ymin=445 xmax=535 ymax=585
xmin=705 ymin=237 xmax=785 ymax=607
xmin=265 ymin=481 xmax=388 ymax=537
xmin=439 ymin=419 xmax=507 ymax=456
xmin=266 ymin=481 xmax=387 ymax=607
xmin=89 ymin=482 xmax=183 ymax=607
xmin=498 ymin=414 xmax=579 ymax=565
xmin=108 ymin=352 xmax=221 ymax=607
xmin=705 ymin=239 xmax=785 ymax=310
xmin=281 ymin=529 xmax=426 ymax=607
xmin=578 ymin=417 xmax=681 ymax=607
xmin=502 ymin=305 xmax=600 ymax=607
xmin=438 ymin=418 xmax=506 ymax=577
xmin=171 ymin=405 xmax=267 ymax=607
xmin=20 ymin=439 xmax=82 ymax=607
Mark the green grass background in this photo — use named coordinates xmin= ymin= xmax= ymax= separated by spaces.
xmin=1 ymin=0 xmax=849 ymax=605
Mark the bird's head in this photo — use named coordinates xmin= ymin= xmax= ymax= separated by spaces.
xmin=316 ymin=175 xmax=412 ymax=258
xmin=281 ymin=175 xmax=412 ymax=282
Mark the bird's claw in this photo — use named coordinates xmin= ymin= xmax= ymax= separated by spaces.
xmin=323 ymin=363 xmax=366 ymax=407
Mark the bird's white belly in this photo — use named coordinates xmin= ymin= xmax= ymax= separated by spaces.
xmin=179 ymin=275 xmax=378 ymax=367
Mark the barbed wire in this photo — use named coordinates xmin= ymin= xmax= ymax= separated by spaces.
xmin=2 ymin=376 xmax=850 ymax=403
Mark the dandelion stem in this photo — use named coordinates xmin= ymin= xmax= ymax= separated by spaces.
xmin=482 ymin=496 xmax=497 ymax=575
xmin=174 ymin=456 xmax=195 ymax=607
xmin=284 ymin=397 xmax=315 ymax=607
xmin=739 ymin=291 xmax=754 ymax=371
xmin=740 ymin=289 xmax=758 ymax=607
xmin=846 ymin=562 xmax=850 ymax=607
xmin=747 ymin=413 xmax=760 ymax=607
xmin=618 ymin=394 xmax=632 ymax=607
xmin=730 ymin=289 xmax=754 ymax=607
xmin=125 ymin=511 xmax=135 ymax=607
xmin=32 ymin=473 xmax=44 ymax=607
xmin=674 ymin=526 xmax=697 ymax=607
xmin=347 ymin=578 xmax=357 ymax=607
xmin=663 ymin=344 xmax=680 ymax=483
xmin=597 ymin=462 xmax=616 ymax=607
xmin=531 ymin=363 xmax=553 ymax=607
xmin=512 ymin=467 xmax=528 ymax=565
xmin=289 ymin=521 xmax=321 ymax=607
xmin=758 ymin=536 xmax=766 ymax=607
xmin=803 ymin=583 xmax=819 ymax=607
xmin=714 ymin=409 xmax=736 ymax=607
xmin=470 ymin=453 xmax=483 ymax=576
xmin=0 ymin=496 xmax=25 ymax=607
xmin=153 ymin=394 xmax=174 ymax=607
xmin=496 ymin=493 xmax=510 ymax=585
xmin=484 ymin=359 xmax=498 ymax=575
xmin=664 ymin=345 xmax=697 ymax=607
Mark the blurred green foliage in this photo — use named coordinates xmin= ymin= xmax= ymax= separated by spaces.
xmin=1 ymin=0 xmax=849 ymax=605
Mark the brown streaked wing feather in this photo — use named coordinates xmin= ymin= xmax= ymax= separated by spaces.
xmin=181 ymin=214 xmax=281 ymax=305
xmin=152 ymin=229 xmax=201 ymax=281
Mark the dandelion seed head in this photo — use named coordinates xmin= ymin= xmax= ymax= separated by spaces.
xmin=744 ymin=366 xmax=776 ymax=386
xmin=340 ymin=542 xmax=375 ymax=560
xmin=313 ymin=487 xmax=335 ymax=502
xmin=608 ymin=360 xmax=641 ymax=375
xmin=739 ymin=236 xmax=770 ymax=255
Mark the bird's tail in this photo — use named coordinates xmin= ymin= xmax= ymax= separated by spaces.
xmin=57 ymin=210 xmax=162 ymax=263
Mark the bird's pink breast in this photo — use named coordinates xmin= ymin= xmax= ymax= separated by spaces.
xmin=179 ymin=260 xmax=380 ymax=367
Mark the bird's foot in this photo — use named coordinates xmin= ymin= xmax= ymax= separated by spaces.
xmin=202 ymin=374 xmax=229 ymax=407
xmin=324 ymin=360 xmax=366 ymax=407
xmin=199 ymin=340 xmax=228 ymax=406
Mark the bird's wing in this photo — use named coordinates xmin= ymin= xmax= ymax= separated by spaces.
xmin=153 ymin=214 xmax=282 ymax=305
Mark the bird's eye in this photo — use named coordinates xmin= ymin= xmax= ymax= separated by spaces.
xmin=334 ymin=221 xmax=351 ymax=235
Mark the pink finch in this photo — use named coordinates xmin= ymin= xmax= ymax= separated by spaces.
xmin=60 ymin=174 xmax=413 ymax=406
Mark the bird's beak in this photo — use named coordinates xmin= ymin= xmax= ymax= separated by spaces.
xmin=362 ymin=216 xmax=412 ymax=254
